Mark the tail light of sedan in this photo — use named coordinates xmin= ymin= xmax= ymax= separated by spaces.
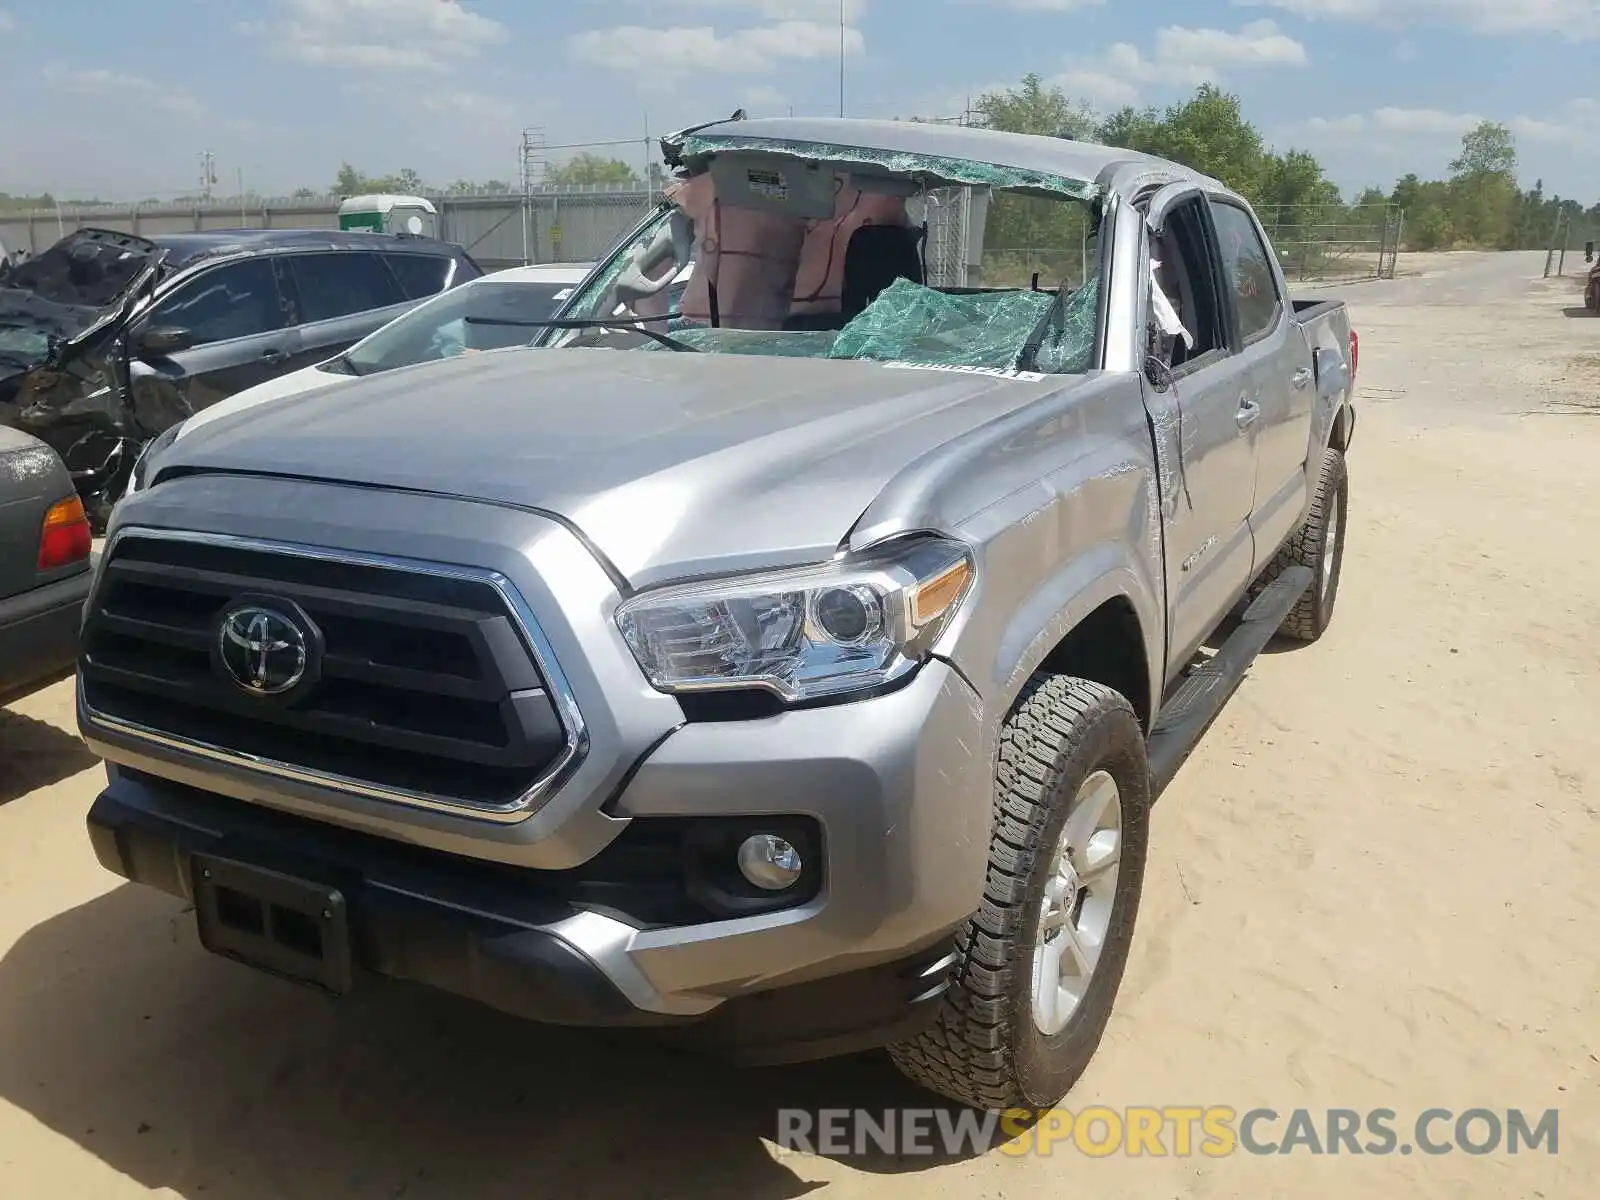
xmin=39 ymin=495 xmax=92 ymax=571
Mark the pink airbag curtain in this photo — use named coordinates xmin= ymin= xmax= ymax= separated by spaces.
xmin=666 ymin=173 xmax=911 ymax=328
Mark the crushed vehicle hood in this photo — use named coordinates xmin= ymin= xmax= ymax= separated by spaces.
xmin=154 ymin=346 xmax=1077 ymax=586
xmin=0 ymin=229 xmax=162 ymax=361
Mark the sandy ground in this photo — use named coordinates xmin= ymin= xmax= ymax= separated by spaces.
xmin=1 ymin=251 xmax=1597 ymax=1198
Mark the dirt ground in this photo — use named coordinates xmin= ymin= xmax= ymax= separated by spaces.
xmin=1 ymin=251 xmax=1596 ymax=1198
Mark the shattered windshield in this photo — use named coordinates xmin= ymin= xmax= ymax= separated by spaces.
xmin=550 ymin=143 xmax=1103 ymax=377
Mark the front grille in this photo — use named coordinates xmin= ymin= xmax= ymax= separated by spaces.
xmin=80 ymin=534 xmax=578 ymax=811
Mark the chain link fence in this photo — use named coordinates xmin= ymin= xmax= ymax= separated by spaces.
xmin=0 ymin=185 xmax=662 ymax=271
xmin=4 ymin=183 xmax=1418 ymax=288
xmin=920 ymin=192 xmax=1398 ymax=290
xmin=1255 ymin=203 xmax=1403 ymax=282
xmin=1542 ymin=210 xmax=1599 ymax=279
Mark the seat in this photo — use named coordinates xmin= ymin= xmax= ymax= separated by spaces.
xmin=839 ymin=224 xmax=924 ymax=322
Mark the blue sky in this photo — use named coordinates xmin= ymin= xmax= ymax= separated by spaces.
xmin=2 ymin=0 xmax=1596 ymax=204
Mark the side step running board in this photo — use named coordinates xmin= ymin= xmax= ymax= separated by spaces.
xmin=1146 ymin=565 xmax=1314 ymax=799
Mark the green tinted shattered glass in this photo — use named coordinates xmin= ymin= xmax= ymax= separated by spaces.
xmin=1031 ymin=277 xmax=1100 ymax=374
xmin=649 ymin=278 xmax=1099 ymax=373
xmin=828 ymin=277 xmax=1099 ymax=373
xmin=674 ymin=135 xmax=1098 ymax=201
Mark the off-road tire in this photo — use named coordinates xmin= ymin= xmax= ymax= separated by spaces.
xmin=887 ymin=675 xmax=1150 ymax=1111
xmin=1250 ymin=446 xmax=1348 ymax=643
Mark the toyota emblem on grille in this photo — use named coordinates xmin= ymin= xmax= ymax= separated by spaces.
xmin=219 ymin=604 xmax=309 ymax=695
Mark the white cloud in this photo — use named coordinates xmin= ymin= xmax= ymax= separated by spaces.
xmin=647 ymin=0 xmax=868 ymax=18
xmin=1235 ymin=0 xmax=1600 ymax=39
xmin=0 ymin=11 xmax=14 ymax=32
xmin=417 ymin=90 xmax=515 ymax=123
xmin=1156 ymin=19 xmax=1308 ymax=66
xmin=988 ymin=0 xmax=1105 ymax=10
xmin=741 ymin=84 xmax=790 ymax=112
xmin=241 ymin=0 xmax=508 ymax=71
xmin=41 ymin=64 xmax=203 ymax=117
xmin=1292 ymin=102 xmax=1589 ymax=145
xmin=569 ymin=20 xmax=864 ymax=75
xmin=1052 ymin=20 xmax=1308 ymax=109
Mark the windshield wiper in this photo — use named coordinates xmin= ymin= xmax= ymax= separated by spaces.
xmin=325 ymin=354 xmax=363 ymax=377
xmin=462 ymin=315 xmax=701 ymax=353
xmin=1017 ymin=279 xmax=1070 ymax=374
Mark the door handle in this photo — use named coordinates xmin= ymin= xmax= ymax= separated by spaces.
xmin=1291 ymin=367 xmax=1313 ymax=390
xmin=1236 ymin=397 xmax=1261 ymax=431
xmin=260 ymin=347 xmax=286 ymax=361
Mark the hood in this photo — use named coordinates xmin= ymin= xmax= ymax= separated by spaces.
xmin=0 ymin=229 xmax=163 ymax=368
xmin=174 ymin=361 xmax=347 ymax=443
xmin=155 ymin=346 xmax=1077 ymax=586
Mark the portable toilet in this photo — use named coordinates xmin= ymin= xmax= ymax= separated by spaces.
xmin=338 ymin=194 xmax=438 ymax=238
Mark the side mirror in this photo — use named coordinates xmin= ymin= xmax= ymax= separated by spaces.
xmin=135 ymin=325 xmax=195 ymax=357
xmin=1586 ymin=241 xmax=1595 ymax=263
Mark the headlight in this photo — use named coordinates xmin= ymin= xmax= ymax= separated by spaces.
xmin=615 ymin=536 xmax=974 ymax=703
xmin=122 ymin=421 xmax=183 ymax=498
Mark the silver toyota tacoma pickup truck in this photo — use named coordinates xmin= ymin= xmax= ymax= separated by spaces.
xmin=79 ymin=117 xmax=1356 ymax=1112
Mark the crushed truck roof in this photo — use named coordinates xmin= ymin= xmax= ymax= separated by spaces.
xmin=662 ymin=115 xmax=1217 ymax=202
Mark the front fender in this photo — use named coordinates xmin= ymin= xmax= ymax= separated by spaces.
xmin=847 ymin=373 xmax=1164 ymax=736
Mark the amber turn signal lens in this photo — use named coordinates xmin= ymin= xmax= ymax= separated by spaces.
xmin=909 ymin=559 xmax=972 ymax=628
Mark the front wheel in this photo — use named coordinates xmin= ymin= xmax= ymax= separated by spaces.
xmin=888 ymin=675 xmax=1150 ymax=1111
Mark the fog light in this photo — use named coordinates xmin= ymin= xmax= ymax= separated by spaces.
xmin=737 ymin=833 xmax=804 ymax=891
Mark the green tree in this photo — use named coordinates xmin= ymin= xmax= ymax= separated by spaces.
xmin=332 ymin=165 xmax=428 ymax=195
xmin=334 ymin=163 xmax=365 ymax=195
xmin=1445 ymin=123 xmax=1519 ymax=247
xmin=971 ymin=74 xmax=1099 ymax=283
xmin=1098 ymin=106 xmax=1163 ymax=153
xmin=1450 ymin=122 xmax=1517 ymax=178
xmin=546 ymin=154 xmax=641 ymax=186
xmin=1100 ymin=86 xmax=1269 ymax=200
xmin=973 ymin=73 xmax=1098 ymax=140
xmin=1390 ymin=174 xmax=1424 ymax=211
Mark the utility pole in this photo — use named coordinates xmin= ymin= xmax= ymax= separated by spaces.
xmin=519 ymin=127 xmax=547 ymax=265
xmin=838 ymin=0 xmax=846 ymax=117
xmin=643 ymin=111 xmax=652 ymax=203
xmin=198 ymin=150 xmax=217 ymax=202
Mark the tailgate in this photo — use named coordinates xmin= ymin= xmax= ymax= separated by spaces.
xmin=1292 ymin=298 xmax=1354 ymax=396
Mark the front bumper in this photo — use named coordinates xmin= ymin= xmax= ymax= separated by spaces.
xmin=79 ymin=481 xmax=996 ymax=1056
xmin=88 ymin=769 xmax=963 ymax=1063
xmin=0 ymin=563 xmax=91 ymax=706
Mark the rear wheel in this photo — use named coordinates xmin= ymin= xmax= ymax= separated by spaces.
xmin=1250 ymin=446 xmax=1348 ymax=644
xmin=888 ymin=675 xmax=1150 ymax=1111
